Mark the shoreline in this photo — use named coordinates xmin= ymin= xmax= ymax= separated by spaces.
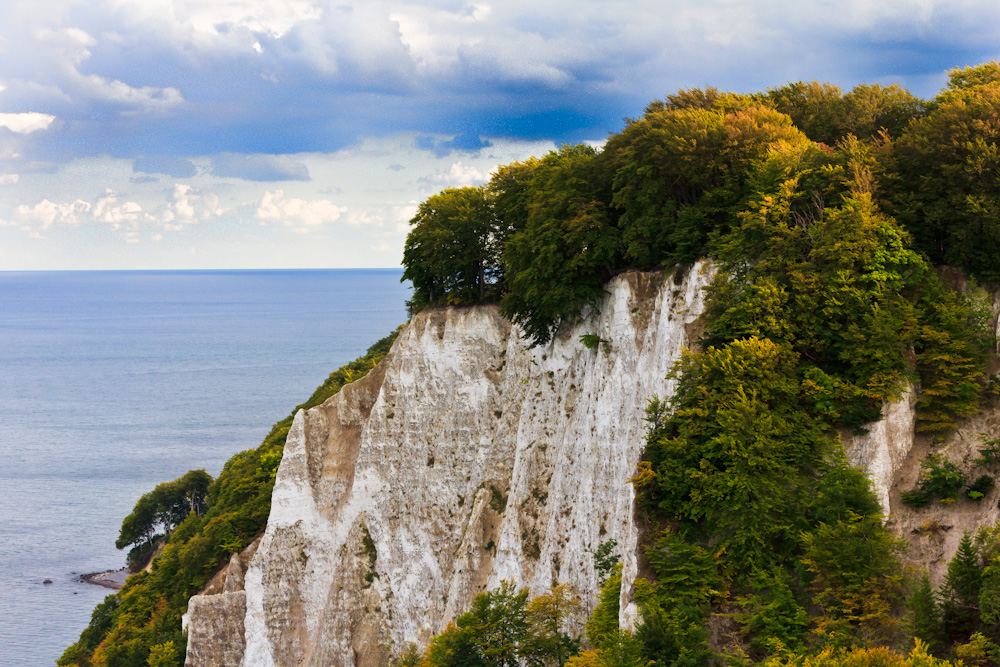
xmin=78 ymin=568 xmax=129 ymax=590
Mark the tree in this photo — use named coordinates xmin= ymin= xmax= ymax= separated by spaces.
xmin=942 ymin=533 xmax=983 ymax=643
xmin=500 ymin=144 xmax=619 ymax=345
xmin=888 ymin=78 xmax=1000 ymax=282
xmin=116 ymin=491 xmax=158 ymax=551
xmin=176 ymin=469 xmax=212 ymax=517
xmin=801 ymin=515 xmax=906 ymax=646
xmin=908 ymin=572 xmax=945 ymax=656
xmin=606 ymin=98 xmax=808 ymax=267
xmin=637 ymin=338 xmax=835 ymax=580
xmin=488 ymin=158 xmax=539 ymax=240
xmin=765 ymin=80 xmax=845 ymax=144
xmin=424 ymin=582 xmax=531 ymax=667
xmin=839 ymin=83 xmax=924 ymax=139
xmin=587 ymin=564 xmax=624 ymax=650
xmin=523 ymin=584 xmax=583 ymax=666
xmin=980 ymin=557 xmax=1000 ymax=643
xmin=116 ymin=469 xmax=215 ymax=552
xmin=913 ymin=281 xmax=992 ymax=432
xmin=401 ymin=186 xmax=500 ymax=310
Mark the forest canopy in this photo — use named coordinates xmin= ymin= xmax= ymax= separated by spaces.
xmin=396 ymin=63 xmax=1000 ymax=665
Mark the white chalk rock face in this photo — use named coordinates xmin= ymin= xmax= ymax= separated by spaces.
xmin=185 ymin=264 xmax=714 ymax=666
xmin=845 ymin=386 xmax=917 ymax=515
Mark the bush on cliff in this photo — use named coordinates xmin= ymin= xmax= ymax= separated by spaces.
xmin=58 ymin=328 xmax=400 ymax=667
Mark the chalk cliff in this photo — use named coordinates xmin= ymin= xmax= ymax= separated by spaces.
xmin=184 ymin=267 xmax=1000 ymax=665
xmin=185 ymin=263 xmax=713 ymax=666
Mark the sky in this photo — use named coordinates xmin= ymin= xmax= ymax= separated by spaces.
xmin=0 ymin=0 xmax=997 ymax=270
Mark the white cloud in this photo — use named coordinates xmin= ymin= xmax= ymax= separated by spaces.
xmin=256 ymin=189 xmax=347 ymax=232
xmin=419 ymin=161 xmax=490 ymax=189
xmin=343 ymin=210 xmax=382 ymax=226
xmin=30 ymin=26 xmax=184 ymax=113
xmin=161 ymin=184 xmax=224 ymax=223
xmin=173 ymin=0 xmax=323 ymax=38
xmin=6 ymin=184 xmax=224 ymax=238
xmin=0 ymin=173 xmax=19 ymax=185
xmin=16 ymin=198 xmax=91 ymax=229
xmin=0 ymin=112 xmax=56 ymax=134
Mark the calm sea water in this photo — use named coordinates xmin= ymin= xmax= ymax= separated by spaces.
xmin=0 ymin=269 xmax=410 ymax=666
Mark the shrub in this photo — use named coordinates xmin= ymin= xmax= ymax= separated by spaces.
xmin=968 ymin=475 xmax=996 ymax=501
xmin=902 ymin=455 xmax=967 ymax=506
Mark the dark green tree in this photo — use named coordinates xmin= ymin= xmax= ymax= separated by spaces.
xmin=402 ymin=186 xmax=500 ymax=309
xmin=636 ymin=337 xmax=834 ymax=581
xmin=908 ymin=572 xmax=945 ymax=656
xmin=887 ymin=73 xmax=1000 ymax=282
xmin=942 ymin=533 xmax=983 ymax=643
xmin=487 ymin=158 xmax=539 ymax=240
xmin=500 ymin=144 xmax=619 ymax=345
xmin=981 ymin=557 xmax=1000 ymax=644
xmin=176 ymin=469 xmax=212 ymax=517
xmin=425 ymin=581 xmax=532 ymax=667
xmin=116 ymin=491 xmax=159 ymax=551
xmin=801 ymin=515 xmax=906 ymax=646
xmin=765 ymin=80 xmax=845 ymax=144
xmin=839 ymin=83 xmax=925 ymax=139
xmin=913 ymin=281 xmax=993 ymax=432
xmin=607 ymin=98 xmax=808 ymax=267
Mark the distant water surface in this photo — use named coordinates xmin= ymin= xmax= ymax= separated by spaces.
xmin=0 ymin=269 xmax=409 ymax=666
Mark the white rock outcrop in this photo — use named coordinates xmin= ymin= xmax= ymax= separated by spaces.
xmin=185 ymin=264 xmax=715 ymax=666
xmin=845 ymin=387 xmax=917 ymax=515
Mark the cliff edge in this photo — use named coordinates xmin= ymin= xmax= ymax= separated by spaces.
xmin=186 ymin=264 xmax=712 ymax=666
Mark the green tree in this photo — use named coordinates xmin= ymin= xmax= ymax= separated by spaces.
xmin=801 ymin=515 xmax=906 ymax=647
xmin=607 ymin=98 xmax=808 ymax=267
xmin=115 ymin=492 xmax=158 ymax=551
xmin=500 ymin=144 xmax=619 ymax=345
xmin=839 ymin=83 xmax=924 ymax=140
xmin=738 ymin=569 xmax=809 ymax=658
xmin=586 ymin=563 xmax=623 ymax=650
xmin=765 ymin=80 xmax=845 ymax=144
xmin=637 ymin=338 xmax=834 ymax=580
xmin=176 ymin=469 xmax=212 ymax=517
xmin=942 ymin=533 xmax=983 ymax=643
xmin=913 ymin=281 xmax=992 ymax=433
xmin=908 ymin=572 xmax=945 ymax=656
xmin=980 ymin=558 xmax=1000 ymax=643
xmin=523 ymin=584 xmax=583 ymax=666
xmin=402 ymin=186 xmax=500 ymax=309
xmin=488 ymin=158 xmax=539 ymax=240
xmin=888 ymin=77 xmax=1000 ymax=282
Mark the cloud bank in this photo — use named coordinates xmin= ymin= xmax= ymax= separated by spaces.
xmin=1 ymin=0 xmax=996 ymax=171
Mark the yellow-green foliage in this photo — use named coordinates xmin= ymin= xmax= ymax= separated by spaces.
xmin=416 ymin=581 xmax=582 ymax=667
xmin=760 ymin=640 xmax=954 ymax=666
xmin=58 ymin=328 xmax=400 ymax=667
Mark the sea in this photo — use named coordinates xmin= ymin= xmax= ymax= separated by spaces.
xmin=0 ymin=269 xmax=410 ymax=667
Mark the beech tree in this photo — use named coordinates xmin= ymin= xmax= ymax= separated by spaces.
xmin=115 ymin=469 xmax=213 ymax=551
xmin=401 ymin=186 xmax=500 ymax=310
xmin=888 ymin=64 xmax=1000 ymax=282
xmin=500 ymin=144 xmax=619 ymax=345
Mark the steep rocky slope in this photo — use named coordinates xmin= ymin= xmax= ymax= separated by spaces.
xmin=184 ymin=266 xmax=1000 ymax=666
xmin=185 ymin=264 xmax=712 ymax=666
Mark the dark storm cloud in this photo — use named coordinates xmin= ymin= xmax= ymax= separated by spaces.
xmin=0 ymin=0 xmax=998 ymax=170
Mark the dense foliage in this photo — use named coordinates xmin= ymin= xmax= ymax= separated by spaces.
xmin=400 ymin=62 xmax=1000 ymax=667
xmin=59 ymin=329 xmax=400 ymax=667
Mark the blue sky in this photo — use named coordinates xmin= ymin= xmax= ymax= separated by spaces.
xmin=0 ymin=0 xmax=997 ymax=270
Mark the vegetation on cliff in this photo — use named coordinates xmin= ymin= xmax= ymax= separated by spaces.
xmin=58 ymin=329 xmax=399 ymax=667
xmin=65 ymin=61 xmax=1000 ymax=666
xmin=401 ymin=63 xmax=1000 ymax=666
